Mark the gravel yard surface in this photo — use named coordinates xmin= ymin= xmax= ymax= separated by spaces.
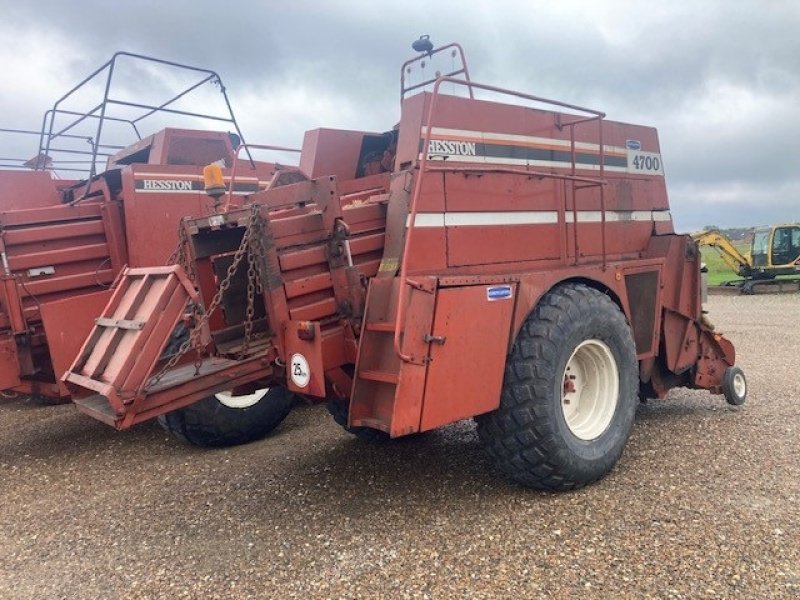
xmin=0 ymin=294 xmax=798 ymax=599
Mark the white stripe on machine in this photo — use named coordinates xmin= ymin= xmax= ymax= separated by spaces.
xmin=408 ymin=210 xmax=671 ymax=228
xmin=421 ymin=126 xmax=630 ymax=155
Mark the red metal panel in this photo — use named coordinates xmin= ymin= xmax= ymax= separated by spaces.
xmin=283 ymin=321 xmax=326 ymax=397
xmin=0 ymin=171 xmax=65 ymax=210
xmin=64 ymin=266 xmax=200 ymax=413
xmin=0 ymin=336 xmax=21 ymax=389
xmin=39 ymin=290 xmax=113 ymax=396
xmin=447 ymin=224 xmax=561 ymax=267
xmin=2 ymin=220 xmax=105 ymax=245
xmin=420 ymin=285 xmax=515 ymax=431
xmin=7 ymin=243 xmax=110 ymax=271
xmin=300 ymin=128 xmax=373 ymax=180
xmin=0 ymin=203 xmax=103 ymax=226
xmin=122 ymin=167 xmax=212 ymax=267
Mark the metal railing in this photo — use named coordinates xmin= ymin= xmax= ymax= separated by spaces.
xmin=394 ymin=76 xmax=608 ymax=362
xmin=0 ymin=128 xmax=109 ymax=173
xmin=33 ymin=51 xmax=252 ymax=178
xmin=400 ymin=43 xmax=473 ymax=100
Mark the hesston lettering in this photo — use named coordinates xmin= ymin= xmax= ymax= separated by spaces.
xmin=428 ymin=139 xmax=477 ymax=157
xmin=140 ymin=179 xmax=195 ymax=191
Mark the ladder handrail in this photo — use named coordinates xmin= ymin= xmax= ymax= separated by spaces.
xmin=393 ymin=76 xmax=608 ymax=362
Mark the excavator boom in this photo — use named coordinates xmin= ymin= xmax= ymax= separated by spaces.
xmin=692 ymin=231 xmax=752 ymax=277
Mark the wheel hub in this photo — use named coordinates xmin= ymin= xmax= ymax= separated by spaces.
xmin=732 ymin=372 xmax=746 ymax=398
xmin=561 ymin=340 xmax=619 ymax=440
xmin=215 ymin=388 xmax=270 ymax=409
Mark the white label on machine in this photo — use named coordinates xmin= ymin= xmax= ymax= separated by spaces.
xmin=627 ymin=150 xmax=664 ymax=175
xmin=486 ymin=284 xmax=513 ymax=301
xmin=27 ymin=266 xmax=55 ymax=277
xmin=290 ymin=353 xmax=311 ymax=388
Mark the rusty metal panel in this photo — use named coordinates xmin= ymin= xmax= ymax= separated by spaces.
xmin=420 ymin=284 xmax=515 ymax=431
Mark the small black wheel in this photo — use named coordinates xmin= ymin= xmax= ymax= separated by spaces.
xmin=326 ymin=398 xmax=390 ymax=443
xmin=158 ymin=387 xmax=295 ymax=447
xmin=476 ymin=283 xmax=638 ymax=491
xmin=722 ymin=366 xmax=747 ymax=406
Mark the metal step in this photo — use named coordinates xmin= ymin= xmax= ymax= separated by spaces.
xmin=358 ymin=369 xmax=399 ymax=384
xmin=365 ymin=321 xmax=396 ymax=333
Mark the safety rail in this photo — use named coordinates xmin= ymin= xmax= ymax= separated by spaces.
xmin=35 ymin=51 xmax=252 ymax=179
xmin=400 ymin=42 xmax=473 ymax=100
xmin=0 ymin=127 xmax=114 ymax=173
xmin=221 ymin=143 xmax=302 ymax=212
xmin=394 ymin=76 xmax=608 ymax=362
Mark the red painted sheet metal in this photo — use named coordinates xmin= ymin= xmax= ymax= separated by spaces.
xmin=39 ymin=289 xmax=114 ymax=397
xmin=64 ymin=266 xmax=200 ymax=412
xmin=421 ymin=284 xmax=515 ymax=431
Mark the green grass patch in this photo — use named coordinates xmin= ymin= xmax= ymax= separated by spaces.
xmin=700 ymin=242 xmax=749 ymax=286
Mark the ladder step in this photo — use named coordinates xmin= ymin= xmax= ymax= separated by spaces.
xmin=365 ymin=321 xmax=396 ymax=333
xmin=358 ymin=369 xmax=399 ymax=384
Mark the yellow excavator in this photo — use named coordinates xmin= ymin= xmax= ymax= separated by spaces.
xmin=693 ymin=224 xmax=800 ymax=293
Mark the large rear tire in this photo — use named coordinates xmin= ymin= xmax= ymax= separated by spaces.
xmin=158 ymin=387 xmax=295 ymax=448
xmin=476 ymin=283 xmax=638 ymax=490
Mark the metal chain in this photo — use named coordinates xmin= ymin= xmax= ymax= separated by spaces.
xmin=165 ymin=222 xmax=197 ymax=282
xmin=239 ymin=216 xmax=258 ymax=359
xmin=238 ymin=209 xmax=269 ymax=359
xmin=145 ymin=206 xmax=262 ymax=390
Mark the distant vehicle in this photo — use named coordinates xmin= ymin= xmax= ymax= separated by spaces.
xmin=693 ymin=224 xmax=800 ymax=292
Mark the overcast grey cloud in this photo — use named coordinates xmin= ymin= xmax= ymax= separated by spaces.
xmin=1 ymin=0 xmax=798 ymax=231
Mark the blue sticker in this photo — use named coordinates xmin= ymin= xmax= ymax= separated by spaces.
xmin=487 ymin=285 xmax=513 ymax=301
xmin=625 ymin=139 xmax=641 ymax=150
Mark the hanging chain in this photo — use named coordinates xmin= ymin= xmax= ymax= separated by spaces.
xmin=239 ymin=216 xmax=259 ymax=360
xmin=145 ymin=206 xmax=264 ymax=390
xmin=165 ymin=221 xmax=197 ymax=282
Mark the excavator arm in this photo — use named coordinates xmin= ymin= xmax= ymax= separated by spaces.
xmin=692 ymin=231 xmax=752 ymax=278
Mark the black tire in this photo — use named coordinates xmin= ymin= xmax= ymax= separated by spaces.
xmin=476 ymin=283 xmax=638 ymax=491
xmin=158 ymin=387 xmax=295 ymax=448
xmin=722 ymin=366 xmax=747 ymax=406
xmin=326 ymin=398 xmax=391 ymax=443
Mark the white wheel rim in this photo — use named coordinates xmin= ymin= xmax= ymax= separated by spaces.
xmin=561 ymin=340 xmax=619 ymax=441
xmin=215 ymin=388 xmax=270 ymax=409
xmin=732 ymin=372 xmax=746 ymax=398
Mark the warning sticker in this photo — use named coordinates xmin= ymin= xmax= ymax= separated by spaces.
xmin=290 ymin=353 xmax=311 ymax=388
xmin=487 ymin=285 xmax=513 ymax=301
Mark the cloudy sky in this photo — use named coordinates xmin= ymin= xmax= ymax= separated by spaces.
xmin=1 ymin=0 xmax=798 ymax=231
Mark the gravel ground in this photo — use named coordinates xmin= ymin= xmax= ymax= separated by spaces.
xmin=0 ymin=294 xmax=798 ymax=599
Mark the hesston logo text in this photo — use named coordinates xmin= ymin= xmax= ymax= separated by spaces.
xmin=140 ymin=179 xmax=195 ymax=191
xmin=428 ymin=139 xmax=477 ymax=157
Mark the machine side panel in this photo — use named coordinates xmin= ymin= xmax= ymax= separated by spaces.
xmin=39 ymin=289 xmax=114 ymax=396
xmin=421 ymin=284 xmax=515 ymax=431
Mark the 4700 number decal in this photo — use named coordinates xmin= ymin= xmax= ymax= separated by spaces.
xmin=627 ymin=150 xmax=664 ymax=175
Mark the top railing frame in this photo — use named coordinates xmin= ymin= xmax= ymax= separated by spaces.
xmin=394 ymin=74 xmax=609 ymax=362
xmin=400 ymin=42 xmax=473 ymax=100
xmin=36 ymin=51 xmax=253 ymax=179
